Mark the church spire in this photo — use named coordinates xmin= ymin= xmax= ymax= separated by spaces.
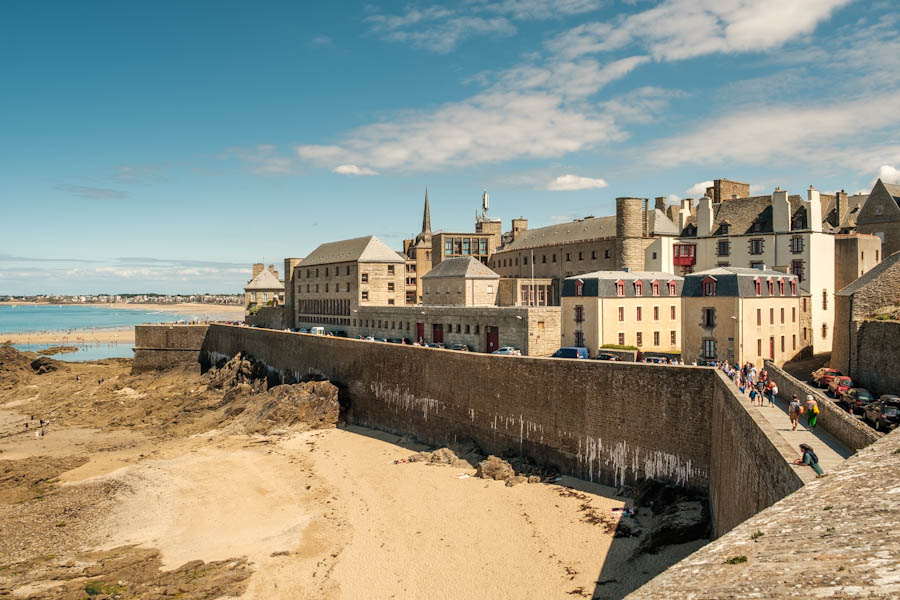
xmin=422 ymin=188 xmax=431 ymax=233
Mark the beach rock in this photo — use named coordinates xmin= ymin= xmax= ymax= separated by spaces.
xmin=408 ymin=447 xmax=469 ymax=467
xmin=227 ymin=380 xmax=340 ymax=434
xmin=475 ymin=456 xmax=516 ymax=482
xmin=638 ymin=501 xmax=709 ymax=553
xmin=631 ymin=478 xmax=705 ymax=515
xmin=30 ymin=356 xmax=65 ymax=375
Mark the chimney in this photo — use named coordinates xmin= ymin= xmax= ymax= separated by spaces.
xmin=268 ymin=264 xmax=279 ymax=280
xmin=655 ymin=196 xmax=666 ymax=211
xmin=772 ymin=188 xmax=790 ymax=233
xmin=679 ymin=198 xmax=693 ymax=231
xmin=511 ymin=218 xmax=528 ymax=241
xmin=697 ymin=196 xmax=713 ymax=237
xmin=835 ymin=190 xmax=847 ymax=226
xmin=807 ymin=186 xmax=822 ymax=233
xmin=252 ymin=263 xmax=264 ymax=278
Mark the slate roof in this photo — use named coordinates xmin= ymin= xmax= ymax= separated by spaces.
xmin=885 ymin=182 xmax=900 ymax=202
xmin=678 ymin=194 xmax=835 ymax=236
xmin=422 ymin=256 xmax=499 ymax=280
xmin=502 ymin=216 xmax=616 ymax=252
xmin=244 ymin=268 xmax=284 ymax=291
xmin=682 ymin=267 xmax=799 ymax=298
xmin=302 ymin=236 xmax=405 ymax=267
xmin=822 ymin=194 xmax=868 ymax=231
xmin=561 ymin=271 xmax=683 ymax=298
xmin=836 ymin=250 xmax=900 ymax=297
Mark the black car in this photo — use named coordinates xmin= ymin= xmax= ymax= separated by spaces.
xmin=594 ymin=353 xmax=620 ymax=361
xmin=863 ymin=396 xmax=900 ymax=431
xmin=839 ymin=388 xmax=875 ymax=415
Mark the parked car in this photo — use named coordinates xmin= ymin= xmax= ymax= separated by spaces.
xmin=309 ymin=326 xmax=325 ymax=335
xmin=330 ymin=330 xmax=348 ymax=338
xmin=839 ymin=388 xmax=875 ymax=415
xmin=449 ymin=343 xmax=470 ymax=351
xmin=373 ymin=337 xmax=388 ymax=342
xmin=387 ymin=338 xmax=405 ymax=344
xmin=424 ymin=342 xmax=444 ymax=348
xmin=594 ymin=353 xmax=620 ymax=361
xmin=828 ymin=375 xmax=854 ymax=398
xmin=863 ymin=395 xmax=900 ymax=431
xmin=552 ymin=347 xmax=589 ymax=359
xmin=492 ymin=347 xmax=521 ymax=356
xmin=811 ymin=367 xmax=840 ymax=388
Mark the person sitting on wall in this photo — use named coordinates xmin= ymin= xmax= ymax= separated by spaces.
xmin=793 ymin=443 xmax=826 ymax=478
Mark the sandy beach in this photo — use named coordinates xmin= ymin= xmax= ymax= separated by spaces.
xmin=0 ymin=303 xmax=243 ymax=345
xmin=0 ymin=349 xmax=704 ymax=599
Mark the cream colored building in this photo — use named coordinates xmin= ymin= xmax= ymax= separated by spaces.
xmin=681 ymin=267 xmax=802 ymax=367
xmin=834 ymin=233 xmax=882 ymax=292
xmin=244 ymin=264 xmax=284 ymax=312
xmin=293 ymin=236 xmax=406 ymax=329
xmin=422 ymin=257 xmax=499 ymax=306
xmin=560 ymin=271 xmax=683 ymax=357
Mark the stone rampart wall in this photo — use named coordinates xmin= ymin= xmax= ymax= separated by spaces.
xmin=132 ymin=324 xmax=208 ymax=373
xmin=200 ymin=324 xmax=808 ymax=536
xmin=765 ymin=361 xmax=880 ymax=451
xmin=854 ymin=319 xmax=900 ymax=396
xmin=244 ymin=306 xmax=286 ymax=330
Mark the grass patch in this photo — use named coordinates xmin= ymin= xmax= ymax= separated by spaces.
xmin=84 ymin=581 xmax=126 ymax=596
xmin=724 ymin=555 xmax=748 ymax=565
xmin=600 ymin=344 xmax=638 ymax=350
xmin=750 ymin=530 xmax=764 ymax=540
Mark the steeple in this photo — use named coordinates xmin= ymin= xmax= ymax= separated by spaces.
xmin=422 ymin=188 xmax=432 ymax=233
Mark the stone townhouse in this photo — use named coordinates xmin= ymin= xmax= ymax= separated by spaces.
xmin=243 ymin=264 xmax=284 ymax=312
xmin=672 ymin=187 xmax=834 ymax=355
xmin=293 ymin=236 xmax=406 ymax=329
xmin=560 ymin=271 xmax=683 ymax=358
xmin=855 ymin=178 xmax=900 ymax=258
xmin=681 ymin=267 xmax=803 ymax=367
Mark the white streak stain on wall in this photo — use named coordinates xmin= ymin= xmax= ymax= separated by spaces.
xmin=370 ymin=381 xmax=443 ymax=421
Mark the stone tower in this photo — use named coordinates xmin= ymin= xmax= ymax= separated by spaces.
xmin=615 ymin=197 xmax=645 ymax=271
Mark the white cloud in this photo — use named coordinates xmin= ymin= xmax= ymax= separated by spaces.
xmin=309 ymin=34 xmax=333 ymax=46
xmin=878 ymin=165 xmax=900 ymax=185
xmin=546 ymin=0 xmax=852 ymax=61
xmin=476 ymin=0 xmax=604 ymax=20
xmin=546 ymin=174 xmax=608 ymax=191
xmin=667 ymin=193 xmax=681 ymax=203
xmin=686 ymin=180 xmax=713 ymax=196
xmin=333 ymin=164 xmax=378 ymax=176
xmin=367 ymin=7 xmax=515 ymax=53
xmin=230 ymin=145 xmax=295 ymax=175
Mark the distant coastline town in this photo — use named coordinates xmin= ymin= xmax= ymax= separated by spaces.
xmin=0 ymin=293 xmax=243 ymax=305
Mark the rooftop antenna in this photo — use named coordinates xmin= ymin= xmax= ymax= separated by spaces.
xmin=482 ymin=190 xmax=490 ymax=212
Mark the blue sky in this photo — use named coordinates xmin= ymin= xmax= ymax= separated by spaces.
xmin=2 ymin=0 xmax=899 ymax=294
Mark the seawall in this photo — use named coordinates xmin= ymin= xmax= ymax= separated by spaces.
xmin=132 ymin=324 xmax=208 ymax=373
xmin=200 ymin=324 xmax=808 ymax=536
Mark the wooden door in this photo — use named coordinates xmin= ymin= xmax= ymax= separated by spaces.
xmin=416 ymin=322 xmax=425 ymax=344
xmin=486 ymin=326 xmax=499 ymax=353
xmin=433 ymin=324 xmax=443 ymax=344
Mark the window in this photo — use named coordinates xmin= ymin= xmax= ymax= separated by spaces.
xmin=325 ymin=267 xmax=329 ymax=277
xmin=361 ymin=291 xmax=369 ymax=301
xmin=770 ymin=308 xmax=774 ymax=324
xmin=361 ymin=273 xmax=369 ymax=283
xmin=768 ymin=279 xmax=775 ymax=295
xmin=757 ymin=308 xmax=761 ymax=326
xmin=670 ymin=305 xmax=676 ymax=320
xmin=822 ymin=290 xmax=828 ymax=310
xmin=578 ymin=251 xmax=584 ymax=261
xmin=671 ymin=331 xmax=676 ymax=345
xmin=445 ymin=240 xmax=453 ymax=254
xmin=651 ymin=282 xmax=660 ymax=296
xmin=463 ymin=239 xmax=470 ymax=255
xmin=790 ymin=280 xmax=797 ymax=295
xmin=325 ymin=283 xmax=329 ymax=293
xmin=315 ymin=284 xmax=319 ymax=292
xmin=778 ymin=279 xmax=785 ymax=295
xmin=702 ymin=277 xmax=716 ymax=296
xmin=636 ymin=332 xmax=643 ymax=347
xmin=653 ymin=331 xmax=660 ymax=346
xmin=716 ymin=240 xmax=730 ymax=256
xmin=475 ymin=325 xmax=480 ymax=334
xmin=749 ymin=239 xmax=764 ymax=254
xmin=523 ymin=256 xmax=528 ymax=265
xmin=703 ymin=308 xmax=715 ymax=327
xmin=780 ymin=308 xmax=785 ymax=324
xmin=604 ymin=249 xmax=610 ymax=259
xmin=388 ymin=265 xmax=395 ymax=275
xmin=781 ymin=336 xmax=785 ymax=352
xmin=574 ymin=305 xmax=584 ymax=323
xmin=465 ymin=324 xmax=470 ymax=334
xmin=636 ymin=306 xmax=642 ymax=321
xmin=790 ymin=237 xmax=804 ymax=253
xmin=616 ymin=281 xmax=625 ymax=296
xmin=793 ymin=211 xmax=807 ymax=229
xmin=751 ymin=261 xmax=765 ymax=270
xmin=618 ymin=332 xmax=625 ymax=345
xmin=480 ymin=239 xmax=487 ymax=254
xmin=591 ymin=250 xmax=597 ymax=259
xmin=792 ymin=307 xmax=796 ymax=322
xmin=802 ymin=297 xmax=807 ymax=312
xmin=750 ymin=219 xmax=762 ymax=233
xmin=792 ymin=260 xmax=804 ymax=282
xmin=876 ymin=250 xmax=880 ymax=261
xmin=574 ymin=279 xmax=584 ymax=296
xmin=566 ymin=253 xmax=571 ymax=261
xmin=542 ymin=255 xmax=547 ymax=263
xmin=792 ymin=334 xmax=796 ymax=350
xmin=634 ymin=281 xmax=643 ymax=295
xmin=618 ymin=306 xmax=624 ymax=322
xmin=574 ymin=331 xmax=584 ymax=347
xmin=754 ymin=278 xmax=762 ymax=296
xmin=653 ymin=306 xmax=659 ymax=321
xmin=346 ymin=266 xmax=350 ymax=275
xmin=757 ymin=339 xmax=762 ymax=356
xmin=822 ymin=323 xmax=828 ymax=338
xmin=668 ymin=281 xmax=677 ymax=295
xmin=552 ymin=254 xmax=557 ymax=262
xmin=388 ymin=282 xmax=395 ymax=291
xmin=703 ymin=339 xmax=716 ymax=359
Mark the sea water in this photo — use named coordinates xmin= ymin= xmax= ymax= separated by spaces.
xmin=0 ymin=304 xmax=228 ymax=361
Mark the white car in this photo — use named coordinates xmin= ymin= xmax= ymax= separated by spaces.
xmin=492 ymin=347 xmax=521 ymax=356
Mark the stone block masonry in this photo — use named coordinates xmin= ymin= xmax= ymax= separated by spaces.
xmin=132 ymin=324 xmax=208 ymax=373
xmin=854 ymin=320 xmax=900 ymax=396
xmin=200 ymin=324 xmax=811 ymax=537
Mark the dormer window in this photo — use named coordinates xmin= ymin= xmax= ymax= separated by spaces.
xmin=790 ymin=279 xmax=797 ymax=295
xmin=768 ymin=279 xmax=775 ymax=295
xmin=778 ymin=279 xmax=785 ymax=295
xmin=634 ymin=281 xmax=643 ymax=295
xmin=684 ymin=225 xmax=697 ymax=237
xmin=668 ymin=281 xmax=677 ymax=296
xmin=717 ymin=223 xmax=729 ymax=235
xmin=575 ymin=279 xmax=584 ymax=297
xmin=792 ymin=208 xmax=807 ymax=230
xmin=702 ymin=276 xmax=717 ymax=297
xmin=754 ymin=278 xmax=761 ymax=296
xmin=750 ymin=220 xmax=762 ymax=233
xmin=616 ymin=280 xmax=625 ymax=297
xmin=651 ymin=281 xmax=660 ymax=296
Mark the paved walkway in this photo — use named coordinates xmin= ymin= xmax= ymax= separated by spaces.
xmin=738 ymin=389 xmax=852 ymax=475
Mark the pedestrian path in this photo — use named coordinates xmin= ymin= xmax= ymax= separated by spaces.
xmin=747 ymin=392 xmax=852 ymax=474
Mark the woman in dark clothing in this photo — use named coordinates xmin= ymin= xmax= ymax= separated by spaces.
xmin=793 ymin=443 xmax=825 ymax=477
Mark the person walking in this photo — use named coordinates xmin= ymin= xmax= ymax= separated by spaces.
xmin=805 ymin=395 xmax=819 ymax=430
xmin=766 ymin=380 xmax=777 ymax=407
xmin=793 ymin=443 xmax=825 ymax=477
xmin=788 ymin=394 xmax=802 ymax=430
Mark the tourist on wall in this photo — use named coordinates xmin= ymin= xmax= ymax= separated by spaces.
xmin=765 ymin=380 xmax=777 ymax=407
xmin=805 ymin=395 xmax=819 ymax=430
xmin=788 ymin=394 xmax=802 ymax=430
xmin=793 ymin=443 xmax=825 ymax=477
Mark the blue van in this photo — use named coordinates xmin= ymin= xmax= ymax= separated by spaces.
xmin=552 ymin=347 xmax=589 ymax=359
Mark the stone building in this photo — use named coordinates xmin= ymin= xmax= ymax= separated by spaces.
xmin=673 ymin=187 xmax=834 ymax=355
xmin=490 ymin=198 xmax=679 ymax=304
xmin=831 ymin=250 xmax=900 ymax=381
xmin=834 ymin=233 xmax=882 ymax=292
xmin=243 ymin=264 xmax=284 ymax=312
xmin=421 ymin=256 xmax=499 ymax=306
xmin=282 ymin=257 xmax=303 ymax=313
xmin=704 ymin=178 xmax=751 ymax=204
xmin=855 ymin=178 xmax=900 ymax=258
xmin=401 ymin=191 xmax=433 ymax=304
xmin=560 ymin=271 xmax=683 ymax=358
xmin=681 ymin=267 xmax=803 ymax=367
xmin=293 ymin=236 xmax=406 ymax=329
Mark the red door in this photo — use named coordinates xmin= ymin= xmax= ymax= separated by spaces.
xmin=769 ymin=337 xmax=775 ymax=360
xmin=416 ymin=322 xmax=425 ymax=344
xmin=433 ymin=324 xmax=443 ymax=344
xmin=486 ymin=326 xmax=499 ymax=353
